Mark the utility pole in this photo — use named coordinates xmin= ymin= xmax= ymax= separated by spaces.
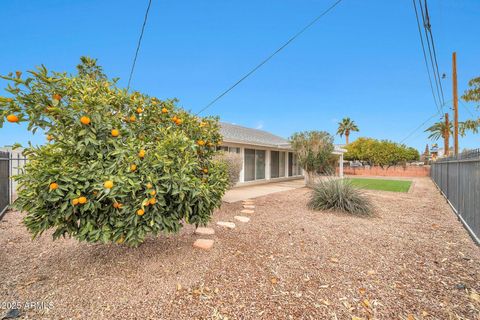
xmin=452 ymin=52 xmax=459 ymax=156
xmin=444 ymin=113 xmax=450 ymax=156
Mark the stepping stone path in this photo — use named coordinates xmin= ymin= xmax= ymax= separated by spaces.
xmin=192 ymin=199 xmax=256 ymax=250
xmin=234 ymin=216 xmax=250 ymax=223
xmin=193 ymin=239 xmax=214 ymax=250
xmin=216 ymin=221 xmax=236 ymax=229
xmin=195 ymin=227 xmax=215 ymax=235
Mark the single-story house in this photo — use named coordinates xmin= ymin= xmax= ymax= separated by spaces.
xmin=218 ymin=122 xmax=347 ymax=186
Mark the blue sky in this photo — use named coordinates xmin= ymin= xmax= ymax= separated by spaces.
xmin=1 ymin=0 xmax=479 ymax=152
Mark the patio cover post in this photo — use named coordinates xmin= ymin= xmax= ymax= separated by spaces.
xmin=339 ymin=153 xmax=344 ymax=178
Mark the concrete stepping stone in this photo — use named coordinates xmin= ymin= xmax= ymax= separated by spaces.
xmin=243 ymin=205 xmax=255 ymax=209
xmin=243 ymin=200 xmax=255 ymax=204
xmin=216 ymin=221 xmax=236 ymax=229
xmin=234 ymin=216 xmax=250 ymax=223
xmin=241 ymin=209 xmax=255 ymax=214
xmin=195 ymin=227 xmax=215 ymax=235
xmin=193 ymin=239 xmax=214 ymax=250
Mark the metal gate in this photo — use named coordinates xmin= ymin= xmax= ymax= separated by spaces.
xmin=0 ymin=151 xmax=10 ymax=218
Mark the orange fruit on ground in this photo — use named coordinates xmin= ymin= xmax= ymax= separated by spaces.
xmin=137 ymin=209 xmax=145 ymax=216
xmin=80 ymin=116 xmax=91 ymax=125
xmin=47 ymin=135 xmax=54 ymax=141
xmin=72 ymin=198 xmax=79 ymax=206
xmin=130 ymin=164 xmax=137 ymax=172
xmin=78 ymin=196 xmax=87 ymax=204
xmin=146 ymin=183 xmax=153 ymax=189
xmin=149 ymin=198 xmax=157 ymax=205
xmin=138 ymin=149 xmax=146 ymax=158
xmin=6 ymin=114 xmax=19 ymax=123
xmin=53 ymin=93 xmax=62 ymax=101
xmin=129 ymin=115 xmax=136 ymax=122
xmin=136 ymin=107 xmax=143 ymax=114
xmin=150 ymin=190 xmax=156 ymax=196
xmin=197 ymin=140 xmax=205 ymax=146
xmin=104 ymin=180 xmax=114 ymax=189
xmin=161 ymin=107 xmax=168 ymax=113
xmin=49 ymin=182 xmax=58 ymax=190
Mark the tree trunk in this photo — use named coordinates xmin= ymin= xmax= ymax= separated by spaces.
xmin=345 ymin=130 xmax=350 ymax=145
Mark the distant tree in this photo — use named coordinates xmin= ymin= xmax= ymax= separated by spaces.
xmin=336 ymin=117 xmax=359 ymax=145
xmin=344 ymin=137 xmax=419 ymax=168
xmin=289 ymin=131 xmax=334 ymax=185
xmin=424 ymin=144 xmax=429 ymax=156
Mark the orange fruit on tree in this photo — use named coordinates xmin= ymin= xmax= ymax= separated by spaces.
xmin=175 ymin=118 xmax=182 ymax=125
xmin=146 ymin=183 xmax=153 ymax=189
xmin=203 ymin=168 xmax=208 ymax=174
xmin=150 ymin=190 xmax=156 ymax=196
xmin=129 ymin=115 xmax=136 ymax=122
xmin=80 ymin=116 xmax=91 ymax=125
xmin=104 ymin=180 xmax=114 ymax=189
xmin=137 ymin=209 xmax=145 ymax=216
xmin=111 ymin=129 xmax=120 ymax=137
xmin=6 ymin=114 xmax=19 ymax=123
xmin=138 ymin=149 xmax=146 ymax=158
xmin=49 ymin=182 xmax=58 ymax=190
xmin=197 ymin=140 xmax=205 ymax=146
xmin=78 ymin=196 xmax=87 ymax=204
xmin=72 ymin=198 xmax=79 ymax=206
xmin=161 ymin=107 xmax=168 ymax=113
xmin=113 ymin=202 xmax=123 ymax=209
xmin=130 ymin=164 xmax=137 ymax=172
xmin=46 ymin=134 xmax=54 ymax=141
xmin=53 ymin=93 xmax=62 ymax=101
xmin=136 ymin=107 xmax=143 ymax=114
xmin=15 ymin=71 xmax=22 ymax=78
xmin=149 ymin=198 xmax=157 ymax=205
xmin=116 ymin=236 xmax=125 ymax=244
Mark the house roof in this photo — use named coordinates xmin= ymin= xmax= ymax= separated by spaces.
xmin=219 ymin=122 xmax=346 ymax=154
xmin=220 ymin=122 xmax=290 ymax=149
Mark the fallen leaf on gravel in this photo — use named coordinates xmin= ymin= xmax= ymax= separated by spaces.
xmin=470 ymin=290 xmax=480 ymax=302
xmin=421 ymin=311 xmax=429 ymax=316
xmin=330 ymin=257 xmax=339 ymax=263
xmin=407 ymin=314 xmax=415 ymax=320
xmin=320 ymin=299 xmax=331 ymax=306
xmin=367 ymin=270 xmax=376 ymax=275
xmin=362 ymin=299 xmax=371 ymax=308
xmin=271 ymin=277 xmax=278 ymax=284
xmin=176 ymin=283 xmax=182 ymax=291
xmin=352 ymin=317 xmax=365 ymax=320
xmin=214 ymin=288 xmax=219 ymax=294
xmin=359 ymin=287 xmax=366 ymax=295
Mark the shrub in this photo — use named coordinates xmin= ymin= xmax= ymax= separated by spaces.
xmin=213 ymin=151 xmax=242 ymax=188
xmin=0 ymin=57 xmax=229 ymax=246
xmin=308 ymin=178 xmax=372 ymax=216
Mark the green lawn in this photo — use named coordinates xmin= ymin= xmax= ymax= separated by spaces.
xmin=347 ymin=178 xmax=412 ymax=192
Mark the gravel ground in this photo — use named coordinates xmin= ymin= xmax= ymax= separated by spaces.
xmin=0 ymin=177 xmax=479 ymax=319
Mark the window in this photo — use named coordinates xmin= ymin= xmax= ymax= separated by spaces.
xmin=279 ymin=152 xmax=286 ymax=177
xmin=244 ymin=148 xmax=266 ymax=181
xmin=271 ymin=151 xmax=279 ymax=178
xmin=217 ymin=146 xmax=240 ymax=154
xmin=288 ymin=152 xmax=301 ymax=176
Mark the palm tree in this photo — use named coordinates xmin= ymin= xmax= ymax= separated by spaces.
xmin=336 ymin=117 xmax=359 ymax=145
xmin=425 ymin=120 xmax=452 ymax=155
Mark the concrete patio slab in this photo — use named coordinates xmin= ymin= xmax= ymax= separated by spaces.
xmin=222 ymin=179 xmax=305 ymax=203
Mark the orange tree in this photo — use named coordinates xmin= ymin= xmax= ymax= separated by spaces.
xmin=0 ymin=57 xmax=228 ymax=246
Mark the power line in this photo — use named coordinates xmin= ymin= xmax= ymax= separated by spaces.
xmin=127 ymin=0 xmax=153 ymax=91
xmin=400 ymin=110 xmax=441 ymax=144
xmin=421 ymin=0 xmax=445 ymax=106
xmin=417 ymin=0 xmax=444 ymax=109
xmin=412 ymin=0 xmax=440 ymax=111
xmin=195 ymin=0 xmax=344 ymax=115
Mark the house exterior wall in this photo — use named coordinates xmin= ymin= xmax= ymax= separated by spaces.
xmin=219 ymin=141 xmax=304 ymax=187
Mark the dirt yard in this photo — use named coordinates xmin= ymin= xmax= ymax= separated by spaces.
xmin=1 ymin=177 xmax=479 ymax=319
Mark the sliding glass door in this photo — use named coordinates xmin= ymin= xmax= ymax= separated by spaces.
xmin=271 ymin=151 xmax=286 ymax=179
xmin=244 ymin=149 xmax=266 ymax=181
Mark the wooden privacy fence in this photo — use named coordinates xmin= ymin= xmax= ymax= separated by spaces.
xmin=430 ymin=149 xmax=480 ymax=244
